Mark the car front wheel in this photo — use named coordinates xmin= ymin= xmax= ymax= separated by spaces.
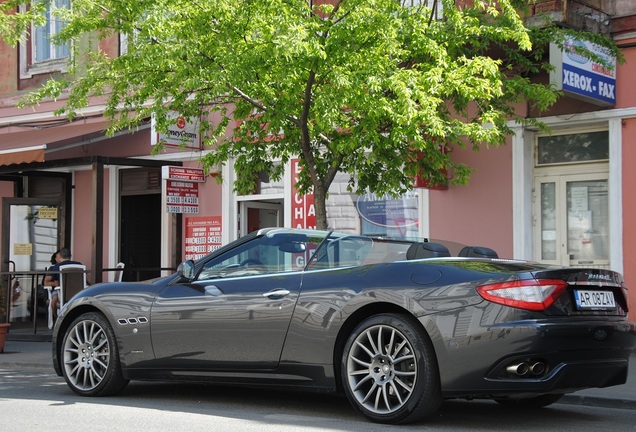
xmin=60 ymin=312 xmax=129 ymax=396
xmin=341 ymin=314 xmax=442 ymax=424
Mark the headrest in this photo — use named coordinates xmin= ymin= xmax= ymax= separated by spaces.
xmin=458 ymin=246 xmax=498 ymax=259
xmin=406 ymin=242 xmax=451 ymax=260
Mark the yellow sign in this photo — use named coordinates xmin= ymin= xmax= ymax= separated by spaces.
xmin=13 ymin=243 xmax=33 ymax=255
xmin=37 ymin=207 xmax=58 ymax=219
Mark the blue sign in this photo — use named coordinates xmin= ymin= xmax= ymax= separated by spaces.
xmin=356 ymin=192 xmax=418 ymax=228
xmin=551 ymin=37 xmax=616 ymax=107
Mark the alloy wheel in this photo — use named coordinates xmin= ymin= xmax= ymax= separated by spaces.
xmin=63 ymin=318 xmax=111 ymax=391
xmin=346 ymin=323 xmax=417 ymax=414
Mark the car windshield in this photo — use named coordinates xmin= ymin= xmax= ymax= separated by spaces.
xmin=196 ymin=229 xmax=328 ymax=280
xmin=194 ymin=228 xmax=485 ymax=281
xmin=195 ymin=229 xmax=425 ymax=280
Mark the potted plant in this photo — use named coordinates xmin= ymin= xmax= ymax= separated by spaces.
xmin=0 ymin=283 xmax=10 ymax=353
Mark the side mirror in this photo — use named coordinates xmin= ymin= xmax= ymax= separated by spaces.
xmin=177 ymin=260 xmax=196 ymax=280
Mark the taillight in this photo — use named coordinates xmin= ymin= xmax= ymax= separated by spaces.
xmin=476 ymin=279 xmax=568 ymax=311
xmin=621 ymin=282 xmax=629 ymax=312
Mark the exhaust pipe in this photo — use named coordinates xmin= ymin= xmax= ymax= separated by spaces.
xmin=506 ymin=362 xmax=529 ymax=376
xmin=530 ymin=362 xmax=546 ymax=376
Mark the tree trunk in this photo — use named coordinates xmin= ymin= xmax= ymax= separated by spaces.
xmin=313 ymin=182 xmax=328 ymax=230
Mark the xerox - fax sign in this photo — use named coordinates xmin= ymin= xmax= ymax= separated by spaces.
xmin=562 ymin=69 xmax=615 ymax=102
xmin=550 ymin=37 xmax=616 ymax=106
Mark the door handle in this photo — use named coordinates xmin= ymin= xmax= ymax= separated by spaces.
xmin=262 ymin=289 xmax=290 ymax=298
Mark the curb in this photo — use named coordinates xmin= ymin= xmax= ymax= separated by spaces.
xmin=0 ymin=362 xmax=53 ymax=370
xmin=561 ymin=394 xmax=636 ymax=411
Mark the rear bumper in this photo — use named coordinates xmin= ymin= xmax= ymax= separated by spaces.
xmin=439 ymin=319 xmax=636 ymax=398
xmin=482 ymin=355 xmax=629 ymax=396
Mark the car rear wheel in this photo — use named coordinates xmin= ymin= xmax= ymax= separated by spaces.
xmin=61 ymin=312 xmax=129 ymax=396
xmin=494 ymin=393 xmax=564 ymax=408
xmin=341 ymin=314 xmax=442 ymax=424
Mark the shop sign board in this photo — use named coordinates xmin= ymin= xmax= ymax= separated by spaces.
xmin=13 ymin=243 xmax=33 ymax=255
xmin=291 ymin=158 xmax=316 ymax=230
xmin=166 ymin=181 xmax=199 ymax=214
xmin=151 ymin=111 xmax=202 ymax=149
xmin=184 ymin=216 xmax=222 ymax=260
xmin=550 ymin=37 xmax=616 ymax=106
xmin=162 ymin=166 xmax=206 ymax=183
xmin=37 ymin=207 xmax=58 ymax=219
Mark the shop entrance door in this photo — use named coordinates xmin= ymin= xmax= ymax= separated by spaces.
xmin=120 ymin=194 xmax=162 ymax=281
xmin=119 ymin=168 xmax=162 ymax=281
xmin=534 ymin=173 xmax=609 ymax=268
xmin=240 ymin=201 xmax=283 ymax=236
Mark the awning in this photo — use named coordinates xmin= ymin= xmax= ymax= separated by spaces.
xmin=0 ymin=145 xmax=46 ymax=166
xmin=0 ymin=120 xmax=109 ymax=167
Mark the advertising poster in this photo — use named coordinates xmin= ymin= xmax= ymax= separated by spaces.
xmin=356 ymin=191 xmax=419 ymax=238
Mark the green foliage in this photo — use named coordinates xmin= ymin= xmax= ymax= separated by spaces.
xmin=0 ymin=0 xmax=618 ymax=228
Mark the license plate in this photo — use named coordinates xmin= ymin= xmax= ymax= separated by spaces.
xmin=574 ymin=290 xmax=616 ymax=310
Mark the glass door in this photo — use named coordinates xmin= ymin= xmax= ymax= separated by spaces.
xmin=535 ymin=174 xmax=609 ymax=268
xmin=239 ymin=201 xmax=283 ymax=237
xmin=1 ymin=197 xmax=63 ymax=331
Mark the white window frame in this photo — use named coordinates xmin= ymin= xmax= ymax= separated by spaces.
xmin=533 ymin=127 xmax=611 ymax=268
xmin=19 ymin=0 xmax=71 ymax=79
xmin=402 ymin=0 xmax=444 ymax=19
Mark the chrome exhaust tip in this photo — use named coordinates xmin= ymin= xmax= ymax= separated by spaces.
xmin=530 ymin=362 xmax=546 ymax=376
xmin=506 ymin=362 xmax=529 ymax=376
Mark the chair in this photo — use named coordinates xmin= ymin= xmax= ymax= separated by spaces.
xmin=45 ymin=264 xmax=87 ymax=329
xmin=114 ymin=262 xmax=125 ymax=282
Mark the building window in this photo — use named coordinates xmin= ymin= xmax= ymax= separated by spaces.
xmin=402 ymin=0 xmax=443 ymax=19
xmin=33 ymin=0 xmax=70 ymax=62
xmin=20 ymin=0 xmax=71 ymax=79
xmin=537 ymin=131 xmax=609 ymax=166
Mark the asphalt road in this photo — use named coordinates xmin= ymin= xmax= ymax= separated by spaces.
xmin=1 ymin=367 xmax=635 ymax=432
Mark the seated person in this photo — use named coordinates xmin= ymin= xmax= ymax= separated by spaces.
xmin=44 ymin=248 xmax=83 ymax=320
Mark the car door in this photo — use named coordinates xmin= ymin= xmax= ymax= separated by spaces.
xmin=150 ymin=272 xmax=302 ymax=369
xmin=150 ymin=232 xmax=308 ymax=370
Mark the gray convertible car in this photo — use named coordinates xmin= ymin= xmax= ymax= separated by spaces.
xmin=52 ymin=228 xmax=636 ymax=424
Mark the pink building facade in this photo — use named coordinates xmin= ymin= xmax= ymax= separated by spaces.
xmin=1 ymin=1 xmax=636 ymax=334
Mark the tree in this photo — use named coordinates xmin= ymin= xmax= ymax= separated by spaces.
xmin=0 ymin=0 xmax=619 ymax=229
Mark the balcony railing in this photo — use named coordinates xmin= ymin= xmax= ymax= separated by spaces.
xmin=527 ymin=0 xmax=612 ymax=35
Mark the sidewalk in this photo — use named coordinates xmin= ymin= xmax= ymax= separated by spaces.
xmin=1 ymin=340 xmax=635 ymax=410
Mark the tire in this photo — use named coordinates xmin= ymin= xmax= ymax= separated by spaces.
xmin=60 ymin=312 xmax=129 ymax=396
xmin=341 ymin=314 xmax=442 ymax=424
xmin=494 ymin=393 xmax=564 ymax=408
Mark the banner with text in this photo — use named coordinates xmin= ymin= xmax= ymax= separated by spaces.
xmin=291 ymin=158 xmax=316 ymax=229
